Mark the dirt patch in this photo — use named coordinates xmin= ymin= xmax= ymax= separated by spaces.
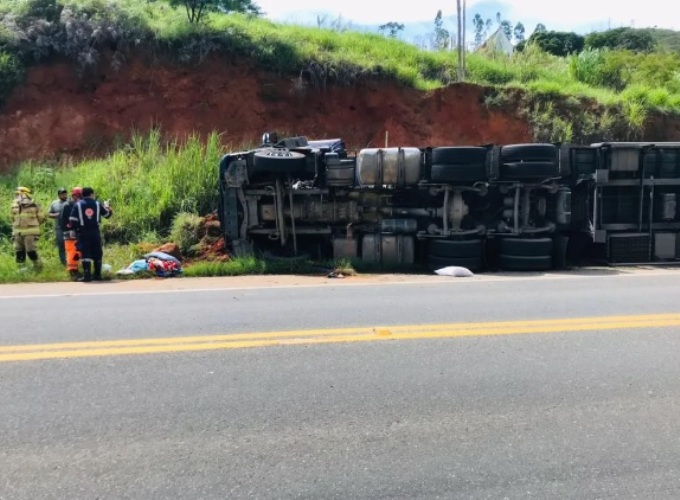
xmin=0 ymin=55 xmax=534 ymax=170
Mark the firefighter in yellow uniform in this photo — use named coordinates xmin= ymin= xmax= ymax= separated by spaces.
xmin=10 ymin=186 xmax=45 ymax=270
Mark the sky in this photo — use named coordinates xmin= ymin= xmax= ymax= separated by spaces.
xmin=254 ymin=0 xmax=680 ymax=33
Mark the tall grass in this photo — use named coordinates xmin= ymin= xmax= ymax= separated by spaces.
xmin=0 ymin=130 xmax=223 ymax=243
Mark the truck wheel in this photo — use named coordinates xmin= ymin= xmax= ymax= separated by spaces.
xmin=427 ymin=255 xmax=483 ymax=272
xmin=498 ymin=254 xmax=552 ymax=271
xmin=429 ymin=238 xmax=484 ymax=258
xmin=500 ymin=144 xmax=558 ymax=163
xmin=429 ymin=147 xmax=488 ymax=183
xmin=430 ymin=164 xmax=487 ymax=183
xmin=499 ymin=237 xmax=553 ymax=257
xmin=251 ymin=148 xmax=307 ymax=175
xmin=431 ymin=147 xmax=489 ymax=164
xmin=499 ymin=161 xmax=560 ymax=179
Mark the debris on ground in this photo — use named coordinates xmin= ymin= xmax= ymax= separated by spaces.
xmin=152 ymin=242 xmax=182 ymax=261
xmin=186 ymin=212 xmax=230 ymax=262
xmin=116 ymin=251 xmax=183 ymax=278
xmin=434 ymin=266 xmax=474 ymax=277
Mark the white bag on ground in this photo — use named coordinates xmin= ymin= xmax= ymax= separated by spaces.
xmin=434 ymin=266 xmax=474 ymax=277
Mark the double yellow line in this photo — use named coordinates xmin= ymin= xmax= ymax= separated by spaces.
xmin=2 ymin=313 xmax=680 ymax=363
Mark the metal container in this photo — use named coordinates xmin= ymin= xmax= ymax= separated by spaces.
xmin=333 ymin=237 xmax=359 ymax=260
xmin=361 ymin=234 xmax=415 ymax=266
xmin=356 ymin=147 xmax=422 ymax=188
xmin=326 ymin=155 xmax=355 ymax=187
xmin=609 ymin=148 xmax=640 ymax=172
xmin=555 ymin=187 xmax=572 ymax=226
xmin=654 ymin=233 xmax=677 ymax=260
xmin=655 ymin=193 xmax=677 ymax=221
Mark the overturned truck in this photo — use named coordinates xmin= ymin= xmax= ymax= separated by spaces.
xmin=218 ymin=134 xmax=680 ymax=271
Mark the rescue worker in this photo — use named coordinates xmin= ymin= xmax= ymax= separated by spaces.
xmin=10 ymin=186 xmax=45 ymax=270
xmin=69 ymin=186 xmax=113 ymax=282
xmin=48 ymin=187 xmax=69 ymax=266
xmin=60 ymin=187 xmax=83 ymax=280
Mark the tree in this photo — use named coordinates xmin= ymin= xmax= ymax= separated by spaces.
xmin=379 ymin=21 xmax=405 ymax=38
xmin=433 ymin=10 xmax=450 ymax=51
xmin=500 ymin=20 xmax=512 ymax=40
xmin=527 ymin=30 xmax=585 ymax=56
xmin=534 ymin=23 xmax=547 ymax=34
xmin=513 ymin=22 xmax=525 ymax=43
xmin=329 ymin=15 xmax=353 ymax=32
xmin=472 ymin=13 xmax=485 ymax=49
xmin=484 ymin=18 xmax=493 ymax=39
xmin=585 ymin=27 xmax=656 ymax=53
xmin=165 ymin=0 xmax=261 ymax=24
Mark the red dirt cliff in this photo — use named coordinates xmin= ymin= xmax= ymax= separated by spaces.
xmin=0 ymin=56 xmax=533 ymax=171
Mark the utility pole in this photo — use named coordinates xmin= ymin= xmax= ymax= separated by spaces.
xmin=462 ymin=0 xmax=466 ymax=80
xmin=455 ymin=0 xmax=466 ymax=81
xmin=456 ymin=0 xmax=463 ymax=81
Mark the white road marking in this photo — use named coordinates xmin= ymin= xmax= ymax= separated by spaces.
xmin=0 ymin=270 xmax=678 ymax=300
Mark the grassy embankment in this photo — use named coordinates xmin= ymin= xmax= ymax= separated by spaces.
xmin=1 ymin=0 xmax=680 ymax=282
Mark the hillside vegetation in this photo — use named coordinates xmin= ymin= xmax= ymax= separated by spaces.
xmin=1 ymin=0 xmax=680 ymax=281
xmin=0 ymin=0 xmax=678 ymax=125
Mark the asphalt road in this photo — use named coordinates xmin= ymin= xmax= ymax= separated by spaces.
xmin=2 ymin=271 xmax=680 ymax=499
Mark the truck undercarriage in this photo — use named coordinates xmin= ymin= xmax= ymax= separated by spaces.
xmin=218 ymin=134 xmax=680 ymax=271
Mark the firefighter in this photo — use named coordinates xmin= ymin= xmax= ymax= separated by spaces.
xmin=10 ymin=186 xmax=45 ymax=270
xmin=69 ymin=186 xmax=113 ymax=282
xmin=60 ymin=186 xmax=83 ymax=280
xmin=48 ymin=187 xmax=69 ymax=266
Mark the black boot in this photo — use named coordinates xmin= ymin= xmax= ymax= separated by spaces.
xmin=27 ymin=251 xmax=42 ymax=271
xmin=79 ymin=261 xmax=92 ymax=282
xmin=15 ymin=250 xmax=26 ymax=263
xmin=93 ymin=261 xmax=103 ymax=281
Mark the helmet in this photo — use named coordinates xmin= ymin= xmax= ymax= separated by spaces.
xmin=71 ymin=186 xmax=83 ymax=197
xmin=14 ymin=186 xmax=31 ymax=196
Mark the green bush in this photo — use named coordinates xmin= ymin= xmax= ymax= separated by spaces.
xmin=586 ymin=27 xmax=656 ymax=53
xmin=520 ymin=31 xmax=585 ymax=57
xmin=569 ymin=49 xmax=627 ymax=90
xmin=0 ymin=50 xmax=23 ymax=104
xmin=169 ymin=211 xmax=203 ymax=256
xmin=466 ymin=55 xmax=516 ymax=85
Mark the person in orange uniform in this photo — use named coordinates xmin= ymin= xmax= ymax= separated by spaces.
xmin=59 ymin=187 xmax=83 ymax=280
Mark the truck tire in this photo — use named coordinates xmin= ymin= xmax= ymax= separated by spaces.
xmin=429 ymin=147 xmax=488 ymax=183
xmin=427 ymin=255 xmax=483 ymax=272
xmin=431 ymin=147 xmax=488 ymax=165
xmin=498 ymin=254 xmax=552 ymax=271
xmin=499 ymin=161 xmax=560 ymax=179
xmin=251 ymin=148 xmax=308 ymax=176
xmin=430 ymin=163 xmax=487 ymax=183
xmin=500 ymin=144 xmax=558 ymax=163
xmin=499 ymin=237 xmax=553 ymax=257
xmin=429 ymin=238 xmax=484 ymax=258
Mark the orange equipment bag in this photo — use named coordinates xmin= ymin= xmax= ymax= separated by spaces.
xmin=65 ymin=238 xmax=80 ymax=272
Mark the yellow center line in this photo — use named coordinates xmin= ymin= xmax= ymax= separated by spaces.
xmin=2 ymin=313 xmax=679 ymax=354
xmin=0 ymin=314 xmax=679 ymax=363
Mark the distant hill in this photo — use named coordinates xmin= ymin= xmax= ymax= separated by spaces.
xmin=271 ymin=2 xmax=644 ymax=49
xmin=641 ymin=28 xmax=680 ymax=53
xmin=275 ymin=0 xmax=550 ymax=49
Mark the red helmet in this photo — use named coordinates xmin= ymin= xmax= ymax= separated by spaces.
xmin=71 ymin=186 xmax=83 ymax=197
